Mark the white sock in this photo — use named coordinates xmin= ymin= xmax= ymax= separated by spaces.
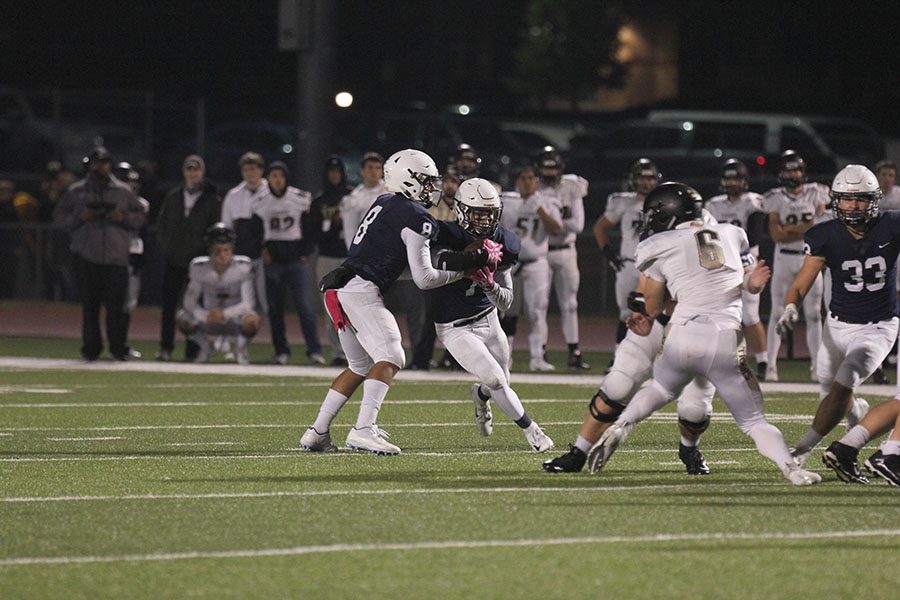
xmin=489 ymin=385 xmax=525 ymax=422
xmin=746 ymin=421 xmax=795 ymax=476
xmin=236 ymin=334 xmax=249 ymax=351
xmin=680 ymin=435 xmax=696 ymax=448
xmin=312 ymin=389 xmax=349 ymax=432
xmin=882 ymin=440 xmax=900 ymax=456
xmin=574 ymin=435 xmax=592 ymax=454
xmin=794 ymin=429 xmax=824 ymax=454
xmin=355 ymin=379 xmax=390 ymax=429
xmin=839 ymin=425 xmax=871 ymax=450
xmin=754 ymin=351 xmax=766 ymax=364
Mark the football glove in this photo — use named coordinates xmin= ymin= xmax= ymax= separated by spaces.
xmin=602 ymin=246 xmax=625 ymax=272
xmin=776 ymin=303 xmax=799 ymax=336
xmin=468 ymin=267 xmax=496 ymax=289
xmin=483 ymin=239 xmax=503 ymax=269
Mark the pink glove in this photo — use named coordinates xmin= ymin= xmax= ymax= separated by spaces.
xmin=468 ymin=267 xmax=496 ymax=289
xmin=482 ymin=239 xmax=503 ymax=269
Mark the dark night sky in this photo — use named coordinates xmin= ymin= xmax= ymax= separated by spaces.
xmin=4 ymin=1 xmax=900 ymax=133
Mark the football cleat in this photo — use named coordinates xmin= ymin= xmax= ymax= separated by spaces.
xmin=678 ymin=443 xmax=711 ymax=475
xmin=470 ymin=384 xmax=493 ymax=436
xmin=542 ymin=445 xmax=587 ymax=473
xmin=309 ymin=352 xmax=327 ymax=365
xmin=587 ymin=422 xmax=631 ymax=474
xmin=567 ymin=352 xmax=591 ymax=370
xmin=346 ymin=426 xmax=401 ymax=456
xmin=299 ymin=427 xmax=338 ymax=452
xmin=524 ymin=422 xmax=554 ymax=453
xmin=274 ymin=353 xmax=289 ymax=365
xmin=236 ymin=348 xmax=250 ymax=365
xmin=846 ymin=397 xmax=869 ymax=430
xmin=155 ymin=349 xmax=172 ymax=362
xmin=871 ymin=368 xmax=890 ymax=385
xmin=529 ymin=358 xmax=556 ymax=372
xmin=822 ymin=441 xmax=868 ymax=484
xmin=786 ymin=466 xmax=822 ymax=486
xmin=765 ymin=365 xmax=779 ymax=382
xmin=864 ymin=450 xmax=900 ymax=487
xmin=756 ymin=361 xmax=767 ymax=381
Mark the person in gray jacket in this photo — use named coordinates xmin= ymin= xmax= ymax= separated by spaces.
xmin=53 ymin=146 xmax=147 ymax=360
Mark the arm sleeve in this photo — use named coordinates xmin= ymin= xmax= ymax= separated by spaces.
xmin=183 ymin=279 xmax=209 ymax=322
xmin=484 ymin=268 xmax=513 ymax=311
xmin=222 ymin=277 xmax=255 ymax=319
xmin=402 ymin=228 xmax=463 ymax=289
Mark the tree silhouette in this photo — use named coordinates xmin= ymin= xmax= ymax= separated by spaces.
xmin=506 ymin=0 xmax=627 ymax=111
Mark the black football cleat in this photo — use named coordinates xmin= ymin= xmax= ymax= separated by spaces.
xmin=822 ymin=441 xmax=868 ymax=484
xmin=568 ymin=352 xmax=591 ymax=370
xmin=864 ymin=450 xmax=900 ymax=487
xmin=756 ymin=361 xmax=768 ymax=381
xmin=679 ymin=443 xmax=711 ymax=475
xmin=542 ymin=445 xmax=587 ymax=473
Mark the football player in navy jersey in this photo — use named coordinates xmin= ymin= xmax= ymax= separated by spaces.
xmin=432 ymin=178 xmax=554 ymax=452
xmin=776 ymin=165 xmax=900 ymax=473
xmin=300 ymin=150 xmax=499 ymax=456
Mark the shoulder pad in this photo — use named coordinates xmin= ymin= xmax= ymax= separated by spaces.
xmin=500 ymin=191 xmax=521 ymax=201
xmin=605 ymin=191 xmax=631 ymax=202
xmin=189 ymin=256 xmax=211 ymax=267
xmin=233 ymin=255 xmax=252 ymax=264
xmin=706 ymin=194 xmax=727 ymax=204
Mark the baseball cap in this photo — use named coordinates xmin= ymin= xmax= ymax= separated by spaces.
xmin=183 ymin=154 xmax=205 ymax=170
xmin=239 ymin=152 xmax=265 ymax=169
xmin=88 ymin=146 xmax=111 ymax=162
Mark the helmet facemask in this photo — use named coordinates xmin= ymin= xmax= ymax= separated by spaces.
xmin=457 ymin=202 xmax=502 ymax=238
xmin=409 ymin=170 xmax=442 ymax=208
xmin=831 ymin=191 xmax=880 ymax=229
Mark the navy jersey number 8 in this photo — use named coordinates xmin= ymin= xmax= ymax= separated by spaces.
xmin=352 ymin=206 xmax=383 ymax=245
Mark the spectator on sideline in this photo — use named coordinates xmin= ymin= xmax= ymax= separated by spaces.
xmin=306 ymin=155 xmax=353 ymax=366
xmin=52 ymin=146 xmax=146 ymax=361
xmin=155 ymin=154 xmax=221 ymax=361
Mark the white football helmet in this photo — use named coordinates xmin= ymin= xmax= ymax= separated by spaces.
xmin=831 ymin=164 xmax=881 ymax=227
xmin=383 ymin=149 xmax=441 ymax=207
xmin=455 ymin=177 xmax=502 ymax=238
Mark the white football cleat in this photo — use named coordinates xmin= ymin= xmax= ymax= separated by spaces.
xmin=786 ymin=466 xmax=822 ymax=486
xmin=587 ymin=422 xmax=631 ymax=474
xmin=765 ymin=365 xmax=779 ymax=382
xmin=346 ymin=426 xmax=401 ymax=456
xmin=299 ymin=427 xmax=338 ymax=452
xmin=846 ymin=397 xmax=869 ymax=430
xmin=470 ymin=384 xmax=493 ymax=436
xmin=236 ymin=348 xmax=250 ymax=365
xmin=529 ymin=358 xmax=555 ymax=372
xmin=524 ymin=421 xmax=554 ymax=453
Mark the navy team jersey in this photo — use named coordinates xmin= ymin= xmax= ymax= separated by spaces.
xmin=431 ymin=221 xmax=520 ymax=323
xmin=343 ymin=193 xmax=438 ymax=292
xmin=804 ymin=211 xmax=900 ymax=323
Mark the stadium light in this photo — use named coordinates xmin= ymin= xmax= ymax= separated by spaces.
xmin=335 ymin=91 xmax=353 ymax=108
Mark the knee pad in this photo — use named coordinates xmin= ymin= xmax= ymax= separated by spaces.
xmin=372 ymin=343 xmax=405 ymax=371
xmin=678 ymin=416 xmax=710 ymax=436
xmin=600 ymin=370 xmax=638 ymax=404
xmin=561 ymin=297 xmax=578 ymax=314
xmin=348 ymin=353 xmax=374 ymax=376
xmin=589 ymin=389 xmax=626 ymax=423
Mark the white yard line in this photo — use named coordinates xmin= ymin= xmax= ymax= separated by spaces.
xmin=0 ymin=481 xmax=800 ymax=503
xmin=0 ymin=387 xmax=72 ymax=394
xmin=163 ymin=442 xmax=242 ymax=447
xmin=1 ymin=529 xmax=896 ymax=566
xmin=5 ymin=356 xmax=891 ymax=394
xmin=45 ymin=437 xmax=124 ymax=442
xmin=0 ymin=447 xmax=763 ymax=463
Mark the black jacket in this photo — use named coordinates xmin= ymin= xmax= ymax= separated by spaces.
xmin=306 ymin=157 xmax=351 ymax=258
xmin=156 ymin=181 xmax=221 ymax=268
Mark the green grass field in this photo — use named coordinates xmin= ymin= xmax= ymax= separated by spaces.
xmin=1 ymin=343 xmax=899 ymax=598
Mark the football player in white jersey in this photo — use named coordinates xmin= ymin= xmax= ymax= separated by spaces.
xmin=762 ymin=150 xmax=830 ymax=382
xmin=705 ymin=159 xmax=769 ymax=379
xmin=339 ymin=153 xmax=386 ymax=247
xmin=252 ymin=161 xmax=323 ymax=365
xmin=586 ymin=182 xmax=821 ymax=486
xmin=499 ymin=165 xmax=563 ymax=371
xmin=594 ymin=158 xmax=660 ymax=371
xmin=537 ymin=146 xmax=590 ymax=369
xmin=875 ymin=159 xmax=900 ymax=384
xmin=176 ymin=223 xmax=261 ymax=364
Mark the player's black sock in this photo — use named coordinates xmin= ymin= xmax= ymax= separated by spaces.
xmin=567 ymin=343 xmax=579 ymax=353
xmin=515 ymin=414 xmax=533 ymax=429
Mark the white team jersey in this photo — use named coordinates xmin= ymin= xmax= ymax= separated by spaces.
xmin=602 ymin=191 xmax=644 ymax=261
xmin=763 ymin=183 xmax=830 ymax=252
xmin=500 ymin=190 xmax=560 ymax=261
xmin=184 ymin=255 xmax=255 ymax=322
xmin=340 ymin=181 xmax=386 ymax=249
xmin=540 ymin=174 xmax=587 ymax=245
xmin=252 ymin=186 xmax=312 ymax=242
xmin=880 ymin=185 xmax=900 ymax=212
xmin=636 ymin=222 xmax=749 ymax=330
xmin=704 ymin=192 xmax=763 ymax=231
xmin=221 ymin=181 xmax=270 ymax=227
